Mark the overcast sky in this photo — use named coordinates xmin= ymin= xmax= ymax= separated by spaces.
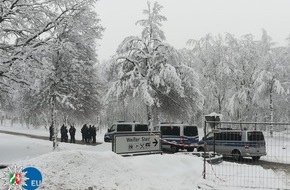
xmin=95 ymin=0 xmax=290 ymax=61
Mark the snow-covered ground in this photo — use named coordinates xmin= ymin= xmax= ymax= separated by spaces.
xmin=0 ymin=132 xmax=219 ymax=190
xmin=263 ymin=133 xmax=290 ymax=164
xmin=0 ymin=123 xmax=289 ymax=189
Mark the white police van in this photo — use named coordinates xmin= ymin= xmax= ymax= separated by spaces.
xmin=104 ymin=121 xmax=149 ymax=142
xmin=197 ymin=129 xmax=266 ymax=161
xmin=153 ymin=123 xmax=199 ymax=153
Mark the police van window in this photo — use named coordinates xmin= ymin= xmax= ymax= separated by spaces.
xmin=117 ymin=124 xmax=132 ymax=131
xmin=161 ymin=126 xmax=180 ymax=136
xmin=110 ymin=125 xmax=116 ymax=132
xmin=135 ymin=124 xmax=148 ymax=131
xmin=206 ymin=132 xmax=214 ymax=140
xmin=215 ymin=132 xmax=226 ymax=140
xmin=215 ymin=132 xmax=241 ymax=141
xmin=225 ymin=132 xmax=242 ymax=141
xmin=248 ymin=132 xmax=264 ymax=141
xmin=184 ymin=126 xmax=198 ymax=136
xmin=214 ymin=133 xmax=221 ymax=140
xmin=171 ymin=126 xmax=180 ymax=135
xmin=160 ymin=126 xmax=171 ymax=135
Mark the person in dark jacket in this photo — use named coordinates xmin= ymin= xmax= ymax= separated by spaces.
xmin=81 ymin=124 xmax=87 ymax=141
xmin=60 ymin=124 xmax=65 ymax=142
xmin=61 ymin=124 xmax=68 ymax=142
xmin=69 ymin=125 xmax=76 ymax=143
xmin=92 ymin=125 xmax=97 ymax=143
xmin=49 ymin=125 xmax=54 ymax=141
xmin=82 ymin=124 xmax=89 ymax=143
xmin=88 ymin=125 xmax=93 ymax=142
xmin=85 ymin=125 xmax=90 ymax=143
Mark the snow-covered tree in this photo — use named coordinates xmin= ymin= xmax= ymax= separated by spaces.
xmin=1 ymin=0 xmax=91 ymax=79
xmin=253 ymin=30 xmax=286 ymax=132
xmin=10 ymin=0 xmax=104 ymax=148
xmin=106 ymin=1 xmax=203 ymax=126
xmin=225 ymin=34 xmax=261 ymax=121
xmin=187 ymin=34 xmax=231 ymax=117
xmin=0 ymin=0 xmax=100 ymax=113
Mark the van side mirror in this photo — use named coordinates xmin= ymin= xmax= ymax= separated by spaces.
xmin=202 ymin=137 xmax=205 ymax=141
xmin=107 ymin=128 xmax=110 ymax=133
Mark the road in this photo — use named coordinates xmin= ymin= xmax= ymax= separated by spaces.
xmin=222 ymin=157 xmax=290 ymax=176
xmin=0 ymin=129 xmax=101 ymax=146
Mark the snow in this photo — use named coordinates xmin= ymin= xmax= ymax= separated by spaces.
xmin=207 ymin=161 xmax=288 ymax=189
xmin=0 ymin=131 xmax=217 ymax=190
xmin=262 ymin=133 xmax=290 ymax=164
xmin=20 ymin=151 xmax=208 ymax=190
xmin=205 ymin=112 xmax=223 ymax=120
xmin=0 ymin=124 xmax=289 ymax=189
xmin=0 ymin=134 xmax=52 ymax=164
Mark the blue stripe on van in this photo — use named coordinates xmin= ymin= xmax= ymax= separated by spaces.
xmin=206 ymin=141 xmax=264 ymax=147
xmin=162 ymin=135 xmax=199 ymax=145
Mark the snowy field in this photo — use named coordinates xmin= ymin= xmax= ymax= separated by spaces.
xmin=263 ymin=133 xmax=290 ymax=164
xmin=0 ymin=123 xmax=289 ymax=189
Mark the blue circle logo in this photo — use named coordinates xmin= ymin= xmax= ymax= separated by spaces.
xmin=22 ymin=167 xmax=42 ymax=190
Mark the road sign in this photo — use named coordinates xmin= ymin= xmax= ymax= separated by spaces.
xmin=112 ymin=132 xmax=162 ymax=155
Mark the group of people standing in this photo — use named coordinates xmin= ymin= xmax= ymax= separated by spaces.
xmin=81 ymin=124 xmax=98 ymax=143
xmin=49 ymin=123 xmax=98 ymax=144
xmin=60 ymin=124 xmax=76 ymax=143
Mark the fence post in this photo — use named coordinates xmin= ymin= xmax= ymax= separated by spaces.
xmin=203 ymin=120 xmax=207 ymax=179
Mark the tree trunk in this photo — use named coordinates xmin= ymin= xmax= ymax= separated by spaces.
xmin=237 ymin=105 xmax=242 ymax=130
xmin=51 ymin=93 xmax=58 ymax=150
xmin=146 ymin=104 xmax=153 ymax=129
xmin=254 ymin=112 xmax=258 ymax=130
xmin=218 ymin=96 xmax=222 ymax=114
xmin=269 ymin=90 xmax=273 ymax=137
xmin=152 ymin=104 xmax=159 ymax=127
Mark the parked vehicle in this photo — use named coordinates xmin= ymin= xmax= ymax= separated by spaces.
xmin=153 ymin=123 xmax=199 ymax=153
xmin=197 ymin=129 xmax=266 ymax=161
xmin=104 ymin=122 xmax=149 ymax=142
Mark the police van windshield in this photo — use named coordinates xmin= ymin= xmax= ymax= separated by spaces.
xmin=135 ymin=124 xmax=148 ymax=131
xmin=184 ymin=126 xmax=198 ymax=137
xmin=248 ymin=132 xmax=264 ymax=141
xmin=117 ymin=124 xmax=132 ymax=131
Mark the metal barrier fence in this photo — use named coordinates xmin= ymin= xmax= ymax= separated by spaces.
xmin=203 ymin=121 xmax=290 ymax=190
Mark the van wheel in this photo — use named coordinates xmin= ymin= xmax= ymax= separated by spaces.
xmin=171 ymin=145 xmax=179 ymax=153
xmin=252 ymin=156 xmax=260 ymax=161
xmin=197 ymin=147 xmax=204 ymax=152
xmin=232 ymin=150 xmax=241 ymax=161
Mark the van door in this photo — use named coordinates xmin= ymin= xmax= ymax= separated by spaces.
xmin=160 ymin=125 xmax=181 ymax=151
xmin=104 ymin=124 xmax=117 ymax=142
xmin=205 ymin=132 xmax=214 ymax=151
xmin=247 ymin=131 xmax=266 ymax=157
xmin=216 ymin=132 xmax=242 ymax=156
xmin=214 ymin=132 xmax=223 ymax=153
xmin=183 ymin=125 xmax=199 ymax=145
